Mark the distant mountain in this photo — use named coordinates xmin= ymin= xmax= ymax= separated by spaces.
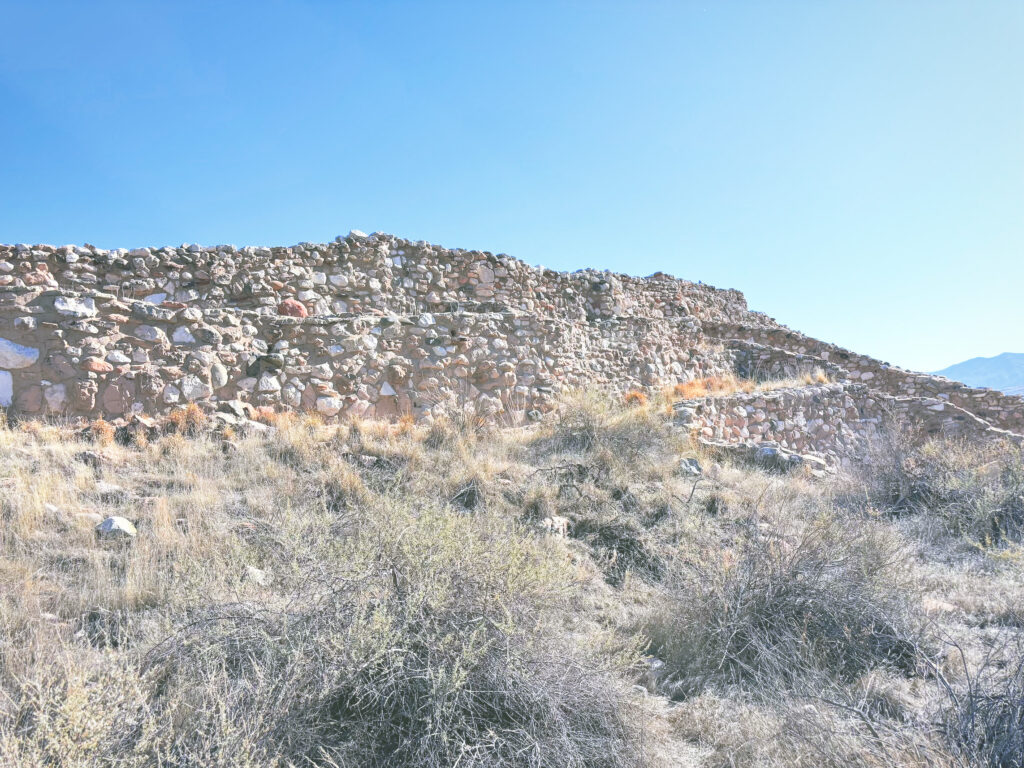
xmin=933 ymin=353 xmax=1024 ymax=396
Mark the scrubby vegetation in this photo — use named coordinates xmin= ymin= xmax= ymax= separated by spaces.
xmin=1 ymin=393 xmax=1022 ymax=766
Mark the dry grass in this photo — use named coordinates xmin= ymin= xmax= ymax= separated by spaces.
xmin=0 ymin=394 xmax=1021 ymax=767
xmin=88 ymin=417 xmax=115 ymax=446
xmin=166 ymin=402 xmax=207 ymax=437
xmin=624 ymin=390 xmax=649 ymax=407
xmin=670 ymin=369 xmax=830 ymax=401
xmin=853 ymin=431 xmax=1024 ymax=548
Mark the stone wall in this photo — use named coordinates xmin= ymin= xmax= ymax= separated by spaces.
xmin=0 ymin=235 xmax=751 ymax=324
xmin=2 ymin=230 xmax=1022 ymax=464
xmin=728 ymin=340 xmax=847 ymax=382
xmin=675 ymin=382 xmax=1023 ymax=466
xmin=710 ymin=323 xmax=1024 ymax=434
xmin=0 ymin=232 xmax=738 ymax=421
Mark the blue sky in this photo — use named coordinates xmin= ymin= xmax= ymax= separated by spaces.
xmin=1 ymin=1 xmax=1021 ymax=372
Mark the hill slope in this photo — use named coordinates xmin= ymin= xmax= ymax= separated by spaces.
xmin=934 ymin=352 xmax=1024 ymax=396
xmin=1 ymin=396 xmax=1023 ymax=766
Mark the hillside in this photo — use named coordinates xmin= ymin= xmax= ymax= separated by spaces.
xmin=934 ymin=352 xmax=1024 ymax=396
xmin=3 ymin=232 xmax=1024 ymax=766
xmin=1 ymin=394 xmax=1022 ymax=767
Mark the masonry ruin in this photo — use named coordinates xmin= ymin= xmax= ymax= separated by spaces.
xmin=1 ymin=230 xmax=1021 ymax=464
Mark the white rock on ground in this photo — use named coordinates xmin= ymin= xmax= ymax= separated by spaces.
xmin=95 ymin=516 xmax=137 ymax=540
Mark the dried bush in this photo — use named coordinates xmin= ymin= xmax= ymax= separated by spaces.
xmin=167 ymin=402 xmax=208 ymax=437
xmin=122 ymin=506 xmax=647 ymax=768
xmin=89 ymin=417 xmax=115 ymax=446
xmin=940 ymin=642 xmax=1024 ymax=768
xmin=647 ymin=513 xmax=925 ymax=697
xmin=532 ymin=391 xmax=674 ymax=467
xmin=858 ymin=432 xmax=1024 ymax=546
xmin=623 ymin=390 xmax=648 ymax=407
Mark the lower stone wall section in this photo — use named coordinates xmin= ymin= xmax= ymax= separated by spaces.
xmin=0 ymin=286 xmax=735 ymax=421
xmin=709 ymin=323 xmax=1024 ymax=434
xmin=675 ymin=382 xmax=1022 ymax=466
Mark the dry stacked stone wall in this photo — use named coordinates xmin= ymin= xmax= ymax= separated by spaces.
xmin=675 ymin=382 xmax=1022 ymax=467
xmin=2 ymin=230 xmax=1021 ymax=464
xmin=709 ymin=322 xmax=1024 ymax=434
xmin=0 ymin=232 xmax=739 ymax=422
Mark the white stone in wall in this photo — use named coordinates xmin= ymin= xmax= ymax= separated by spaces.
xmin=54 ymin=296 xmax=97 ymax=318
xmin=162 ymin=384 xmax=181 ymax=404
xmin=172 ymin=327 xmax=196 ymax=344
xmin=107 ymin=351 xmax=131 ymax=365
xmin=0 ymin=371 xmax=11 ymax=407
xmin=135 ymin=325 xmax=168 ymax=343
xmin=282 ymin=385 xmax=302 ymax=407
xmin=258 ymin=373 xmax=281 ymax=392
xmin=44 ymin=383 xmax=66 ymax=411
xmin=310 ymin=363 xmax=332 ymax=379
xmin=380 ymin=381 xmax=396 ymax=396
xmin=211 ymin=364 xmax=228 ymax=389
xmin=0 ymin=338 xmax=40 ymax=369
xmin=179 ymin=376 xmax=212 ymax=401
xmin=315 ymin=396 xmax=343 ymax=416
xmin=145 ymin=292 xmax=167 ymax=304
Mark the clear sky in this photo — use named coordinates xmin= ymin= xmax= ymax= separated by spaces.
xmin=1 ymin=1 xmax=1021 ymax=373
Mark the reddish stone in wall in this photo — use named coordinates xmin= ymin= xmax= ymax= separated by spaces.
xmin=82 ymin=358 xmax=113 ymax=373
xmin=73 ymin=380 xmax=98 ymax=411
xmin=15 ymin=385 xmax=42 ymax=412
xmin=277 ymin=298 xmax=308 ymax=318
xmin=101 ymin=378 xmax=135 ymax=415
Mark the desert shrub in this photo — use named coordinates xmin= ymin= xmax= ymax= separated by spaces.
xmin=646 ymin=513 xmax=924 ymax=697
xmin=803 ymin=367 xmax=830 ymax=385
xmin=672 ymin=371 xmax=831 ymax=401
xmin=531 ymin=391 xmax=674 ymax=466
xmin=940 ymin=643 xmax=1024 ymax=768
xmin=122 ymin=505 xmax=646 ymax=768
xmin=571 ymin=512 xmax=665 ymax=587
xmin=858 ymin=434 xmax=1024 ymax=546
xmin=673 ymin=376 xmax=741 ymax=399
xmin=253 ymin=405 xmax=281 ymax=426
xmin=670 ymin=691 xmax=941 ymax=768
